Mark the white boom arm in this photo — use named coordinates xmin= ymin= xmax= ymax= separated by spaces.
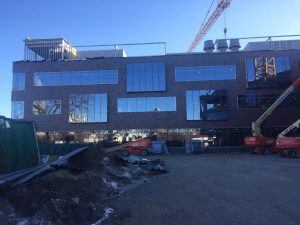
xmin=278 ymin=118 xmax=300 ymax=137
xmin=252 ymin=76 xmax=300 ymax=136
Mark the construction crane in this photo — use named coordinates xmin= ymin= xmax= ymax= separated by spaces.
xmin=187 ymin=0 xmax=231 ymax=53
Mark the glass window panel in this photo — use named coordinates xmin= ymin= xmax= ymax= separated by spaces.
xmin=127 ymin=65 xmax=133 ymax=91
xmin=12 ymin=73 xmax=25 ymax=90
xmin=33 ymin=70 xmax=118 ymax=86
xmin=159 ymin=63 xmax=166 ymax=90
xmin=95 ymin=112 xmax=101 ymax=122
xmin=127 ymin=63 xmax=165 ymax=92
xmin=156 ymin=97 xmax=167 ymax=111
xmin=69 ymin=93 xmax=107 ymax=123
xmin=118 ymin=99 xmax=127 ymax=112
xmin=238 ymin=94 xmax=300 ymax=108
xmin=11 ymin=101 xmax=24 ymax=119
xmin=118 ymin=97 xmax=176 ymax=112
xmin=146 ymin=98 xmax=156 ymax=111
xmin=176 ymin=65 xmax=236 ymax=82
xmin=139 ymin=64 xmax=146 ymax=91
xmin=128 ymin=98 xmax=137 ymax=112
xmin=152 ymin=63 xmax=159 ymax=91
xmin=186 ymin=90 xmax=228 ymax=121
xmin=137 ymin=98 xmax=147 ymax=112
xmin=132 ymin=64 xmax=140 ymax=91
xmin=33 ymin=100 xmax=61 ymax=115
xmin=145 ymin=63 xmax=153 ymax=91
xmin=100 ymin=113 xmax=107 ymax=122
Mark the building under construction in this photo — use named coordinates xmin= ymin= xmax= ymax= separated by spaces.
xmin=11 ymin=36 xmax=300 ymax=146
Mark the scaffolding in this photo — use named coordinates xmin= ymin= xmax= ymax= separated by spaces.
xmin=254 ymin=57 xmax=276 ymax=80
xmin=24 ymin=37 xmax=77 ymax=61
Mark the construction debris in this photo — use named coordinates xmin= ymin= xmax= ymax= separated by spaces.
xmin=0 ymin=146 xmax=167 ymax=225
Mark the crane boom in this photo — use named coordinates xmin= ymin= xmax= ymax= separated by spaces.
xmin=252 ymin=76 xmax=300 ymax=136
xmin=278 ymin=118 xmax=300 ymax=137
xmin=187 ymin=0 xmax=231 ymax=53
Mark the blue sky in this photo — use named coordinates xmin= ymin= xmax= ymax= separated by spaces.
xmin=1 ymin=0 xmax=300 ymax=117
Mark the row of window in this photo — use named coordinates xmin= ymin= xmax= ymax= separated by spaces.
xmin=238 ymin=94 xmax=300 ymax=108
xmin=12 ymin=63 xmax=238 ymax=92
xmin=34 ymin=70 xmax=118 ymax=86
xmin=118 ymin=97 xmax=176 ymax=112
xmin=12 ymin=91 xmax=300 ymax=121
xmin=175 ymin=65 xmax=236 ymax=82
xmin=13 ymin=55 xmax=292 ymax=92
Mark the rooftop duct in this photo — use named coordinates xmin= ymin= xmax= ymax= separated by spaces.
xmin=229 ymin=39 xmax=241 ymax=51
xmin=216 ymin=39 xmax=228 ymax=52
xmin=203 ymin=40 xmax=215 ymax=53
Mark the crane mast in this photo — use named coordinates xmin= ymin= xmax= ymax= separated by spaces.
xmin=187 ymin=0 xmax=231 ymax=53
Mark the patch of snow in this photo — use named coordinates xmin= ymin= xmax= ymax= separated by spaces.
xmin=102 ymin=178 xmax=118 ymax=190
xmin=17 ymin=219 xmax=30 ymax=225
xmin=90 ymin=207 xmax=114 ymax=225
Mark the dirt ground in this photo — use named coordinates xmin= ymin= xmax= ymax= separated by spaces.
xmin=0 ymin=148 xmax=164 ymax=225
xmin=107 ymin=153 xmax=300 ymax=225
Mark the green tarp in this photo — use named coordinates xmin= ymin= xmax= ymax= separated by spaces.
xmin=0 ymin=117 xmax=40 ymax=174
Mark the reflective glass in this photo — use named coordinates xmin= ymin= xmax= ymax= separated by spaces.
xmin=12 ymin=73 xmax=25 ymax=90
xmin=246 ymin=56 xmax=291 ymax=88
xmin=33 ymin=100 xmax=61 ymax=115
xmin=186 ymin=90 xmax=228 ymax=121
xmin=127 ymin=63 xmax=166 ymax=92
xmin=176 ymin=65 xmax=236 ymax=82
xmin=69 ymin=93 xmax=107 ymax=123
xmin=34 ymin=70 xmax=118 ymax=86
xmin=238 ymin=94 xmax=300 ymax=108
xmin=11 ymin=101 xmax=24 ymax=119
xmin=118 ymin=97 xmax=176 ymax=112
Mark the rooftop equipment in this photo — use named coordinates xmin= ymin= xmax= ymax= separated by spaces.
xmin=24 ymin=37 xmax=77 ymax=61
xmin=203 ymin=40 xmax=215 ymax=53
xmin=229 ymin=38 xmax=241 ymax=51
xmin=216 ymin=39 xmax=228 ymax=52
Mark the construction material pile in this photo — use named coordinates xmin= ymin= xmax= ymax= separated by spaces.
xmin=0 ymin=147 xmax=167 ymax=225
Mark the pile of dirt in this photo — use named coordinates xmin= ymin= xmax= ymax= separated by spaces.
xmin=0 ymin=147 xmax=163 ymax=225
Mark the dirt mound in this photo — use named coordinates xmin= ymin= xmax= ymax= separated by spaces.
xmin=0 ymin=147 xmax=166 ymax=225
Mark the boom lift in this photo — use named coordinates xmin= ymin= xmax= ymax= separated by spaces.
xmin=244 ymin=76 xmax=300 ymax=154
xmin=276 ymin=118 xmax=300 ymax=158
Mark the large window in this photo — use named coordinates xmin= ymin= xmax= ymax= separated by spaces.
xmin=118 ymin=97 xmax=176 ymax=112
xmin=246 ymin=56 xmax=291 ymax=88
xmin=11 ymin=101 xmax=24 ymax=119
xmin=238 ymin=94 xmax=300 ymax=108
xmin=186 ymin=90 xmax=228 ymax=121
xmin=12 ymin=73 xmax=25 ymax=90
xmin=175 ymin=65 xmax=236 ymax=82
xmin=69 ymin=94 xmax=107 ymax=123
xmin=34 ymin=70 xmax=118 ymax=86
xmin=127 ymin=63 xmax=166 ymax=92
xmin=33 ymin=100 xmax=61 ymax=115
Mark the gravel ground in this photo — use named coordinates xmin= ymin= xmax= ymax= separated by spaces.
xmin=108 ymin=153 xmax=300 ymax=225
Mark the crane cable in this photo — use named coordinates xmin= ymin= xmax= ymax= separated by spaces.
xmin=199 ymin=0 xmax=216 ymax=31
xmin=224 ymin=7 xmax=227 ymax=39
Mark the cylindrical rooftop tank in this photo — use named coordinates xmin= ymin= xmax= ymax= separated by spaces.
xmin=203 ymin=40 xmax=215 ymax=53
xmin=229 ymin=39 xmax=241 ymax=51
xmin=216 ymin=39 xmax=228 ymax=52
